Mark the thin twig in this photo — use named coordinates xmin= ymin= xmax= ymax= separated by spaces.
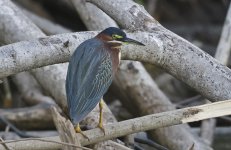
xmin=0 ymin=137 xmax=13 ymax=150
xmin=0 ymin=116 xmax=39 ymax=138
xmin=1 ymin=100 xmax=231 ymax=150
xmin=0 ymin=138 xmax=92 ymax=150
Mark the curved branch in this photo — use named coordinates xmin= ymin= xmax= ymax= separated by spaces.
xmin=1 ymin=100 xmax=231 ymax=150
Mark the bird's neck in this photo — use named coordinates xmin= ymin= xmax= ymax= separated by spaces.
xmin=106 ymin=43 xmax=121 ymax=74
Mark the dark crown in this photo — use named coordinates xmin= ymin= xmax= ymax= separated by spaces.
xmin=100 ymin=27 xmax=126 ymax=38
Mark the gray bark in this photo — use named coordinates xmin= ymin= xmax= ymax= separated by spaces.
xmin=12 ymin=72 xmax=55 ymax=105
xmin=0 ymin=104 xmax=54 ymax=130
xmin=200 ymin=3 xmax=231 ymax=146
xmin=1 ymin=99 xmax=231 ymax=150
xmin=113 ymin=61 xmax=210 ymax=150
xmin=214 ymin=3 xmax=231 ymax=65
xmin=1 ymin=28 xmax=231 ymax=102
xmin=87 ymin=0 xmax=231 ymax=102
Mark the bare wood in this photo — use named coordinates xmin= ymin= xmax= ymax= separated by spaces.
xmin=0 ymin=131 xmax=58 ymax=139
xmin=0 ymin=137 xmax=13 ymax=150
xmin=113 ymin=61 xmax=210 ymax=150
xmin=1 ymin=100 xmax=231 ymax=150
xmin=0 ymin=104 xmax=54 ymax=130
xmin=0 ymin=6 xmax=120 ymax=150
xmin=73 ymin=0 xmax=210 ymax=148
xmin=21 ymin=8 xmax=71 ymax=35
xmin=200 ymin=117 xmax=216 ymax=146
xmin=0 ymin=1 xmax=230 ymax=103
xmin=51 ymin=107 xmax=81 ymax=150
xmin=87 ymin=0 xmax=231 ymax=102
xmin=69 ymin=0 xmax=117 ymax=30
xmin=12 ymin=72 xmax=55 ymax=105
xmin=214 ymin=3 xmax=231 ymax=65
xmin=0 ymin=27 xmax=231 ymax=104
xmin=200 ymin=3 xmax=231 ymax=145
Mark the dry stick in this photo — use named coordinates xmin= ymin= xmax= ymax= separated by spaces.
xmin=51 ymin=107 xmax=82 ymax=150
xmin=0 ymin=137 xmax=13 ymax=150
xmin=0 ymin=138 xmax=92 ymax=150
xmin=1 ymin=100 xmax=231 ymax=150
xmin=200 ymin=3 xmax=231 ymax=146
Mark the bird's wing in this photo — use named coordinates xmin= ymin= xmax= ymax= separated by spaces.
xmin=66 ymin=40 xmax=113 ymax=123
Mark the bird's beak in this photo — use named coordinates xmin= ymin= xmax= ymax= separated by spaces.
xmin=123 ymin=37 xmax=145 ymax=46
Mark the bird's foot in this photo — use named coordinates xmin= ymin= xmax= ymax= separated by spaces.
xmin=75 ymin=124 xmax=90 ymax=141
xmin=97 ymin=122 xmax=106 ymax=135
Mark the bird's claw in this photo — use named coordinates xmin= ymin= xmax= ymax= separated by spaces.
xmin=97 ymin=123 xmax=106 ymax=135
xmin=75 ymin=125 xmax=90 ymax=141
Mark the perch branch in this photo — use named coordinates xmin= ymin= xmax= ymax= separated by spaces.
xmin=0 ymin=100 xmax=231 ymax=150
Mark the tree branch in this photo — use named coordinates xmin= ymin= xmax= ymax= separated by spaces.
xmin=87 ymin=0 xmax=231 ymax=102
xmin=200 ymin=3 xmax=231 ymax=145
xmin=1 ymin=100 xmax=231 ymax=150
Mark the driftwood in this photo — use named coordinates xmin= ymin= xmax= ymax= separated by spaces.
xmin=68 ymin=1 xmax=204 ymax=149
xmin=0 ymin=104 xmax=54 ymax=130
xmin=0 ymin=1 xmax=228 ymax=147
xmin=200 ymin=3 xmax=231 ymax=146
xmin=1 ymin=100 xmax=231 ymax=150
xmin=51 ymin=107 xmax=81 ymax=150
xmin=1 ymin=26 xmax=231 ymax=103
xmin=112 ymin=61 xmax=210 ymax=150
xmin=12 ymin=72 xmax=55 ymax=105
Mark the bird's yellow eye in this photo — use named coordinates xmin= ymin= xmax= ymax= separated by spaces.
xmin=112 ymin=34 xmax=123 ymax=40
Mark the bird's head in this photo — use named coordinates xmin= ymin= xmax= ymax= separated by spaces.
xmin=96 ymin=27 xmax=145 ymax=47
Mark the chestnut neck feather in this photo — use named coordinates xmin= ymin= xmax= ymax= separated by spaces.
xmin=96 ymin=34 xmax=121 ymax=73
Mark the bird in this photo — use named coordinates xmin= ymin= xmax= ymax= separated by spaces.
xmin=65 ymin=27 xmax=145 ymax=138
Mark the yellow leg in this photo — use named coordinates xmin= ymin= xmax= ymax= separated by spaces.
xmin=98 ymin=99 xmax=105 ymax=135
xmin=75 ymin=123 xmax=90 ymax=140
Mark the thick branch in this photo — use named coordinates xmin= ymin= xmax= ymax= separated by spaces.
xmin=1 ymin=0 xmax=231 ymax=102
xmin=87 ymin=0 xmax=231 ymax=102
xmin=200 ymin=3 xmax=231 ymax=145
xmin=12 ymin=72 xmax=55 ymax=105
xmin=0 ymin=104 xmax=54 ymax=130
xmin=113 ymin=61 xmax=210 ymax=150
xmin=1 ymin=29 xmax=231 ymax=102
xmin=1 ymin=100 xmax=231 ymax=150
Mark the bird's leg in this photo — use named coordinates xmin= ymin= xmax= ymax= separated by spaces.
xmin=75 ymin=123 xmax=90 ymax=141
xmin=98 ymin=99 xmax=105 ymax=135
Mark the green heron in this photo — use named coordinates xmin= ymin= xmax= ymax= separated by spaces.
xmin=66 ymin=27 xmax=144 ymax=137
